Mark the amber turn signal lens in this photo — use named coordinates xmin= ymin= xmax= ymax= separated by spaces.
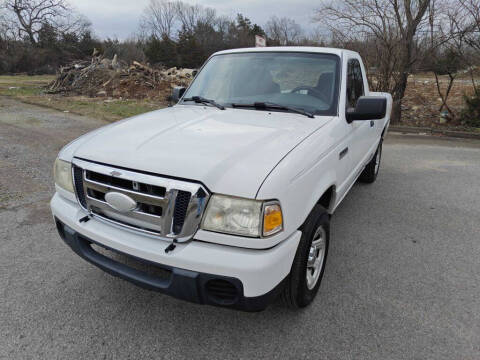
xmin=263 ymin=204 xmax=283 ymax=236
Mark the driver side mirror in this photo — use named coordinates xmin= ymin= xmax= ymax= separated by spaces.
xmin=346 ymin=96 xmax=387 ymax=123
xmin=171 ymin=86 xmax=186 ymax=103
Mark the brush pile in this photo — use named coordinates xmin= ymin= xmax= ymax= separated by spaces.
xmin=46 ymin=54 xmax=195 ymax=100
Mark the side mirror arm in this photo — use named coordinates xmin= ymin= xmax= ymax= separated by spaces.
xmin=171 ymin=86 xmax=186 ymax=104
xmin=346 ymin=109 xmax=355 ymax=123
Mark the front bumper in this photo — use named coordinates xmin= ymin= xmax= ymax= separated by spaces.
xmin=51 ymin=193 xmax=301 ymax=311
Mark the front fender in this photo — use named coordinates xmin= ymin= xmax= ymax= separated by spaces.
xmin=257 ymin=118 xmax=341 ymax=237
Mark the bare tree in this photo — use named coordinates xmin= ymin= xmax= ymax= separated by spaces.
xmin=175 ymin=1 xmax=216 ymax=34
xmin=141 ymin=0 xmax=177 ymax=40
xmin=445 ymin=0 xmax=480 ymax=94
xmin=458 ymin=0 xmax=480 ymax=52
xmin=308 ymin=27 xmax=327 ymax=46
xmin=315 ymin=0 xmax=432 ymax=123
xmin=0 ymin=10 xmax=11 ymax=41
xmin=458 ymin=0 xmax=480 ymax=93
xmin=266 ymin=16 xmax=303 ymax=45
xmin=424 ymin=1 xmax=468 ymax=120
xmin=4 ymin=0 xmax=88 ymax=45
xmin=215 ymin=15 xmax=232 ymax=37
xmin=140 ymin=0 xmax=220 ymax=41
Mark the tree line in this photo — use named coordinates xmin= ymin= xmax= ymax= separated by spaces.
xmin=0 ymin=0 xmax=479 ymax=124
xmin=316 ymin=0 xmax=480 ymax=124
xmin=0 ymin=0 xmax=311 ymax=73
xmin=0 ymin=0 xmax=97 ymax=73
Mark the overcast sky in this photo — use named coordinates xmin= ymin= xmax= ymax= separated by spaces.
xmin=69 ymin=0 xmax=318 ymax=39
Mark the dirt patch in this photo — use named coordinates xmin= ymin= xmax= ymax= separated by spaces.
xmin=0 ymin=96 xmax=105 ymax=209
xmin=401 ymin=75 xmax=478 ymax=130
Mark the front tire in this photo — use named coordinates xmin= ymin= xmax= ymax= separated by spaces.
xmin=359 ymin=140 xmax=383 ymax=183
xmin=282 ymin=205 xmax=330 ymax=308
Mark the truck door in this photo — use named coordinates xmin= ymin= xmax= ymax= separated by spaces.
xmin=345 ymin=58 xmax=371 ymax=180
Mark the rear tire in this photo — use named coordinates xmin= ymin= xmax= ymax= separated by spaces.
xmin=359 ymin=140 xmax=382 ymax=183
xmin=282 ymin=205 xmax=330 ymax=308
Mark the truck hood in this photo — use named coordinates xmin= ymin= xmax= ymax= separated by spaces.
xmin=73 ymin=105 xmax=333 ymax=198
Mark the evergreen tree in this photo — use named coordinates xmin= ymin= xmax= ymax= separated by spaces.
xmin=145 ymin=35 xmax=178 ymax=67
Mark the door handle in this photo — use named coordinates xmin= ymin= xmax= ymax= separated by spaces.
xmin=339 ymin=147 xmax=348 ymax=159
xmin=370 ymin=120 xmax=374 ymax=127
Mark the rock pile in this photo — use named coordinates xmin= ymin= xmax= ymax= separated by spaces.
xmin=47 ymin=55 xmax=195 ymax=100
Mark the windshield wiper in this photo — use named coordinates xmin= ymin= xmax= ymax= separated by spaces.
xmin=231 ymin=102 xmax=314 ymax=118
xmin=183 ymin=96 xmax=225 ymax=110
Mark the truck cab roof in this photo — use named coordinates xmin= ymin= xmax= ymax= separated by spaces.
xmin=213 ymin=46 xmax=360 ymax=59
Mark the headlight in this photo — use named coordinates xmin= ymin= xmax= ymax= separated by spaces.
xmin=201 ymin=194 xmax=283 ymax=237
xmin=54 ymin=158 xmax=74 ymax=193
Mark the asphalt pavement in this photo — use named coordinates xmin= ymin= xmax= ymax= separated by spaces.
xmin=1 ymin=96 xmax=479 ymax=359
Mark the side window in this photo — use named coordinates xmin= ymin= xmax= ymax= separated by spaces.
xmin=346 ymin=59 xmax=365 ymax=110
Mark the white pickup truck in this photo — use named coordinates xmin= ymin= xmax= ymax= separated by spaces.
xmin=51 ymin=47 xmax=392 ymax=311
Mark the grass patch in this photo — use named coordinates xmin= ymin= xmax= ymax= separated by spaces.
xmin=1 ymin=86 xmax=44 ymax=97
xmin=0 ymin=74 xmax=54 ymax=86
xmin=0 ymin=74 xmax=53 ymax=97
xmin=0 ymin=75 xmax=166 ymax=121
xmin=51 ymin=98 xmax=163 ymax=121
xmin=101 ymin=100 xmax=161 ymax=119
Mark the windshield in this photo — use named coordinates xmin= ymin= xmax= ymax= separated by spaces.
xmin=181 ymin=52 xmax=340 ymax=116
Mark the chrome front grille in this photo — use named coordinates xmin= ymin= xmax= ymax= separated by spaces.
xmin=72 ymin=158 xmax=209 ymax=242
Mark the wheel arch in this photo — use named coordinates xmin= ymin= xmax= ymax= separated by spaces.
xmin=317 ymin=185 xmax=336 ymax=214
xmin=299 ymin=185 xmax=336 ymax=231
xmin=296 ymin=170 xmax=337 ymax=231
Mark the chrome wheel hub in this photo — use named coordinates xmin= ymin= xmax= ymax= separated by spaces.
xmin=306 ymin=226 xmax=326 ymax=290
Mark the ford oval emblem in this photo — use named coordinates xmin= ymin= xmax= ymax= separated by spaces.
xmin=104 ymin=192 xmax=137 ymax=213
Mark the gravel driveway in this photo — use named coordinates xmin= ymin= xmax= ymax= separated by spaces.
xmin=1 ymin=96 xmax=479 ymax=359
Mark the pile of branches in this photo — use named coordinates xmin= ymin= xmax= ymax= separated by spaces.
xmin=46 ymin=55 xmax=195 ymax=100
